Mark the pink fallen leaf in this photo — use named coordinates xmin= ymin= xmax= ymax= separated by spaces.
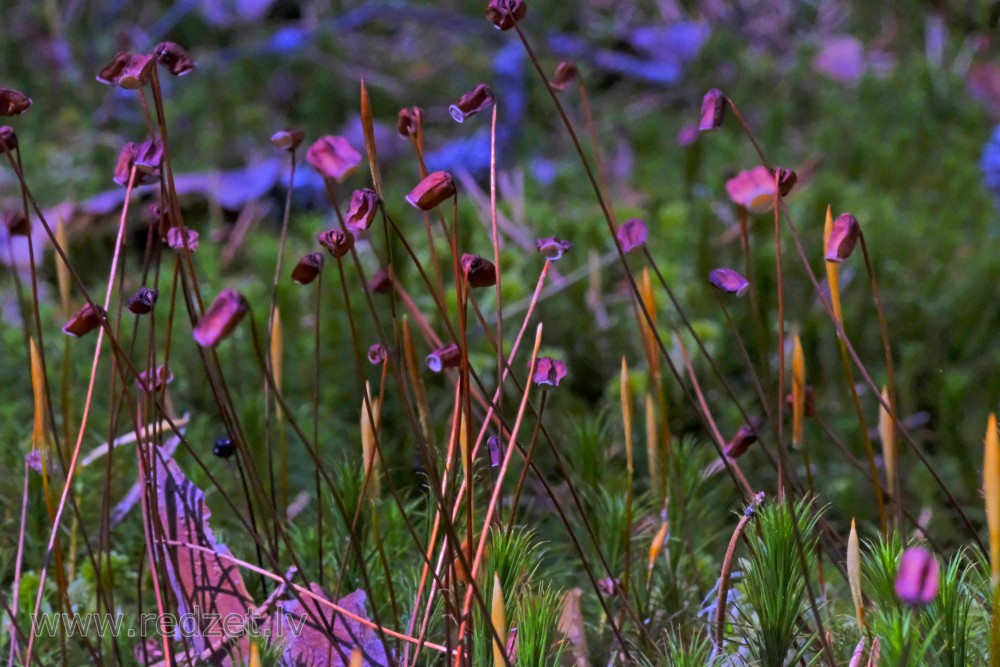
xmin=266 ymin=584 xmax=389 ymax=666
xmin=155 ymin=456 xmax=256 ymax=660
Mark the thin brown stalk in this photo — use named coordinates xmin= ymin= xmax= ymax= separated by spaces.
xmin=772 ymin=171 xmax=787 ymax=500
xmin=8 ymin=461 xmax=30 ymax=666
xmin=24 ymin=164 xmax=138 ymax=665
xmin=264 ymin=146 xmax=298 ymax=519
xmin=859 ymin=233 xmax=900 ymax=529
xmin=452 ymin=324 xmax=544 ymax=666
xmin=313 ymin=273 xmax=324 ymax=585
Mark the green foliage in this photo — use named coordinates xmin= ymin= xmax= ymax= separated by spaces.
xmin=659 ymin=628 xmax=715 ymax=667
xmin=869 ymin=607 xmax=940 ymax=667
xmin=483 ymin=526 xmax=543 ymax=600
xmin=927 ymin=549 xmax=982 ymax=667
xmin=861 ymin=533 xmax=904 ymax=613
xmin=513 ymin=585 xmax=563 ymax=667
xmin=736 ymin=498 xmax=823 ymax=667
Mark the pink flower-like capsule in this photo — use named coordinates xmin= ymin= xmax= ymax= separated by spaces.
xmin=305 ymin=135 xmax=362 ymax=182
xmin=895 ymin=547 xmax=939 ymax=606
xmin=148 ymin=202 xmax=170 ymax=232
xmin=397 ymin=106 xmax=424 ymax=138
xmin=825 ymin=213 xmax=861 ymax=263
xmin=676 ymin=124 xmax=699 ymax=147
xmin=406 ymin=171 xmax=456 ymax=210
xmin=193 ymin=289 xmax=249 ymax=348
xmin=113 ymin=141 xmax=160 ymax=187
xmin=63 ymin=303 xmax=106 ymax=338
xmin=449 ymin=84 xmax=495 ymax=123
xmin=772 ymin=167 xmax=797 ymax=197
xmin=270 ymin=128 xmax=305 ymax=152
xmin=153 ymin=42 xmax=196 ymax=77
xmin=2 ymin=211 xmax=30 ymax=237
xmin=486 ymin=435 xmax=503 ymax=467
xmin=549 ymin=61 xmax=579 ymax=91
xmin=461 ymin=254 xmax=497 ymax=288
xmin=723 ymin=416 xmax=764 ymax=459
xmin=96 ymin=51 xmax=131 ymax=85
xmin=368 ymin=343 xmax=388 ymax=365
xmin=317 ymin=228 xmax=355 ymax=258
xmin=0 ymin=125 xmax=18 ymax=150
xmin=532 ymin=357 xmax=567 ymax=388
xmin=368 ymin=268 xmax=393 ymax=294
xmin=291 ymin=252 xmax=324 ymax=285
xmin=597 ymin=577 xmax=621 ymax=597
xmin=346 ymin=188 xmax=379 ymax=232
xmin=117 ymin=53 xmax=156 ymax=90
xmin=135 ymin=365 xmax=174 ymax=393
xmin=126 ymin=286 xmax=159 ymax=315
xmin=709 ymin=268 xmax=750 ymax=297
xmin=25 ymin=450 xmax=43 ymax=474
xmin=133 ymin=139 xmax=163 ymax=175
xmin=617 ymin=218 xmax=647 ymax=253
xmin=535 ymin=236 xmax=571 ymax=261
xmin=698 ymin=88 xmax=726 ymax=132
xmin=485 ymin=0 xmax=527 ymax=31
xmin=785 ymin=385 xmax=817 ymax=417
xmin=166 ymin=226 xmax=199 ymax=252
xmin=426 ymin=343 xmax=462 ymax=373
xmin=0 ymin=88 xmax=32 ymax=116
xmin=725 ymin=166 xmax=777 ymax=213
